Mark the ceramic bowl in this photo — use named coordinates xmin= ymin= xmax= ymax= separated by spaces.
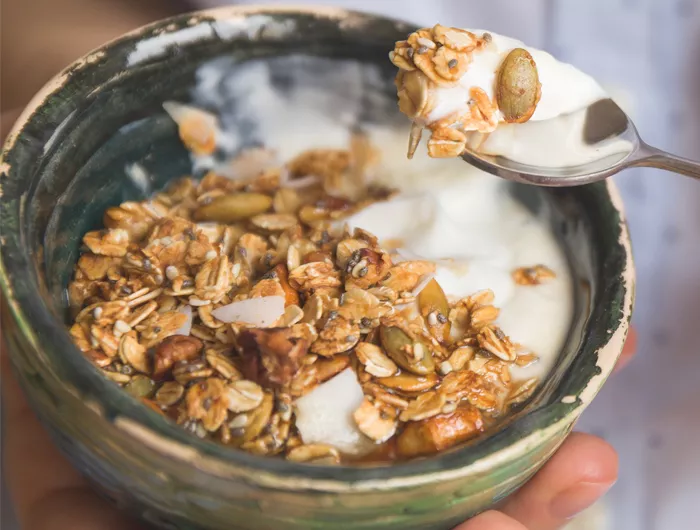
xmin=0 ymin=6 xmax=634 ymax=530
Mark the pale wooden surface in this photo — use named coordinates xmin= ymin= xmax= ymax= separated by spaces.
xmin=3 ymin=1 xmax=699 ymax=529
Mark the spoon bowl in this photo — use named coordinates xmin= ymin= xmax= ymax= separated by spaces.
xmin=461 ymin=98 xmax=700 ymax=186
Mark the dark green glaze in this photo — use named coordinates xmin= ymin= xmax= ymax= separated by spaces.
xmin=0 ymin=7 xmax=634 ymax=530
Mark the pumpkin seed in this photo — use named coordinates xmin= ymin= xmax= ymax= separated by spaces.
xmin=397 ymin=70 xmax=431 ymax=119
xmin=407 ymin=123 xmax=423 ymax=159
xmin=496 ymin=48 xmax=541 ymax=124
xmin=379 ymin=326 xmax=436 ymax=375
xmin=124 ymin=375 xmax=156 ymax=398
xmin=418 ymin=279 xmax=451 ymax=342
xmin=194 ymin=193 xmax=272 ymax=223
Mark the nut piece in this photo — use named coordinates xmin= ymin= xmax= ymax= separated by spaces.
xmin=153 ymin=335 xmax=204 ymax=380
xmin=496 ymin=48 xmax=541 ymax=124
xmin=238 ymin=327 xmax=310 ymax=387
xmin=194 ymin=193 xmax=273 ymax=223
xmin=397 ymin=406 xmax=485 ymax=458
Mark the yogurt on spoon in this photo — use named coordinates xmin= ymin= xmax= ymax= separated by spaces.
xmin=391 ymin=25 xmax=619 ymax=166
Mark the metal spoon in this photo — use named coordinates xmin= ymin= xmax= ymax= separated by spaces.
xmin=459 ymin=98 xmax=700 ymax=186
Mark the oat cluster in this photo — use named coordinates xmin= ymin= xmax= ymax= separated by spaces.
xmin=391 ymin=25 xmax=499 ymax=159
xmin=67 ymin=119 xmax=549 ymax=463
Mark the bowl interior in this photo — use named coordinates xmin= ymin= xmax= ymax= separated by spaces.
xmin=1 ymin=8 xmax=629 ymax=481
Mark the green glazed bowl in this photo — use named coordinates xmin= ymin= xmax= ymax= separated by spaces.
xmin=0 ymin=6 xmax=634 ymax=530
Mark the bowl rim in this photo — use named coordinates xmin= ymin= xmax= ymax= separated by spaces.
xmin=0 ymin=4 xmax=635 ymax=491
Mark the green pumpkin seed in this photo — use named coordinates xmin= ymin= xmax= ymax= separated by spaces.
xmin=496 ymin=48 xmax=540 ymax=124
xmin=418 ymin=279 xmax=451 ymax=342
xmin=124 ymin=375 xmax=156 ymax=398
xmin=379 ymin=326 xmax=436 ymax=376
xmin=194 ymin=193 xmax=272 ymax=223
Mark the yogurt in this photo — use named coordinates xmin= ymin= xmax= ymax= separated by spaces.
xmin=423 ymin=29 xmax=606 ymax=126
xmin=392 ymin=26 xmax=631 ymax=168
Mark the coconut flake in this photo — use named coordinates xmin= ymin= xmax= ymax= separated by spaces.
xmin=163 ymin=101 xmax=218 ymax=130
xmin=294 ymin=368 xmax=375 ymax=455
xmin=221 ymin=147 xmax=279 ymax=181
xmin=211 ymin=296 xmax=285 ymax=327
xmin=174 ymin=305 xmax=193 ymax=336
xmin=412 ymin=273 xmax=437 ymax=297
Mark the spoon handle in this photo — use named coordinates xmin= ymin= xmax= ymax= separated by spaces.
xmin=632 ymin=143 xmax=700 ymax=180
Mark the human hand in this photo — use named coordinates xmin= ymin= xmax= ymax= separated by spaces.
xmin=2 ymin=329 xmax=636 ymax=530
xmin=455 ymin=328 xmax=638 ymax=530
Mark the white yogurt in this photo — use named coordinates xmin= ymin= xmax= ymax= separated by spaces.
xmin=191 ymin=55 xmax=574 ymax=454
xmin=425 ymin=29 xmax=606 ymax=126
xmin=351 ymin=128 xmax=573 ymax=382
xmin=399 ymin=29 xmax=634 ymax=169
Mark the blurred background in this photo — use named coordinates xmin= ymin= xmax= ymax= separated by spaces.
xmin=2 ymin=1 xmax=699 ymax=529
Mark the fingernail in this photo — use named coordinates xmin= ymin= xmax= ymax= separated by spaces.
xmin=550 ymin=481 xmax=614 ymax=520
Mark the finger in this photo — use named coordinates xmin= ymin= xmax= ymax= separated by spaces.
xmin=455 ymin=510 xmax=528 ymax=530
xmin=613 ymin=326 xmax=637 ymax=374
xmin=499 ymin=432 xmax=618 ymax=530
xmin=1 ymin=340 xmax=87 ymax=525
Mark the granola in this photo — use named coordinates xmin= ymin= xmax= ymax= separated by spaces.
xmin=66 ymin=109 xmax=556 ymax=465
xmin=391 ymin=25 xmax=542 ymax=159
